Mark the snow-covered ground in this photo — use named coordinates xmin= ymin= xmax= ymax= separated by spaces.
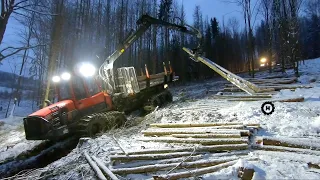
xmin=1 ymin=58 xmax=320 ymax=179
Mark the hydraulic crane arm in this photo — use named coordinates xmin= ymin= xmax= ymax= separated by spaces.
xmin=99 ymin=14 xmax=202 ymax=94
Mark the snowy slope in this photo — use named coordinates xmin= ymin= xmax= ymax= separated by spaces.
xmin=1 ymin=58 xmax=320 ymax=179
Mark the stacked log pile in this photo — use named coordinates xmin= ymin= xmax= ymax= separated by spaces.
xmin=102 ymin=123 xmax=260 ymax=179
xmin=84 ymin=123 xmax=320 ymax=179
xmin=215 ymin=76 xmax=310 ymax=102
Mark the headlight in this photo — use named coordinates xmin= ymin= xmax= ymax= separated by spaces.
xmin=61 ymin=72 xmax=71 ymax=80
xmin=52 ymin=76 xmax=61 ymax=83
xmin=79 ymin=63 xmax=96 ymax=77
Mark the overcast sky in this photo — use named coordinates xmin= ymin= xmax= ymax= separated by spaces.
xmin=181 ymin=0 xmax=242 ymax=26
xmin=0 ymin=0 xmax=244 ymax=74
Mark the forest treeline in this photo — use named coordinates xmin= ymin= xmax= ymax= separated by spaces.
xmin=0 ymin=0 xmax=319 ymax=105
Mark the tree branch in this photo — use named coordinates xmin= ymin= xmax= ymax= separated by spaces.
xmin=18 ymin=8 xmax=58 ymax=16
xmin=0 ymin=44 xmax=46 ymax=61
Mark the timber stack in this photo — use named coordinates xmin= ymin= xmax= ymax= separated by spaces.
xmin=105 ymin=122 xmax=260 ymax=179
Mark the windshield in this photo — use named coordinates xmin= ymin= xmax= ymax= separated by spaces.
xmin=58 ymin=81 xmax=72 ymax=100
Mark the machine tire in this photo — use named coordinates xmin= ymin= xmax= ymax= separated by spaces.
xmin=75 ymin=111 xmax=126 ymax=138
xmin=164 ymin=90 xmax=173 ymax=102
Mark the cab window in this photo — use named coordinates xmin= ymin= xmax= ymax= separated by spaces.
xmin=72 ymin=76 xmax=87 ymax=100
xmin=84 ymin=78 xmax=100 ymax=96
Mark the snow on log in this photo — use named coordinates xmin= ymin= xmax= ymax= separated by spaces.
xmin=228 ymin=97 xmax=305 ymax=102
xmin=149 ymin=122 xmax=242 ymax=128
xmin=141 ymin=128 xmax=250 ymax=136
xmin=212 ymin=94 xmax=272 ymax=99
xmin=92 ymin=156 xmax=119 ymax=180
xmin=113 ymin=155 xmax=204 ymax=169
xmin=139 ymin=137 xmax=248 ymax=145
xmin=153 ymin=157 xmax=257 ymax=180
xmin=84 ymin=152 xmax=107 ymax=180
xmin=259 ymin=137 xmax=320 ymax=150
xmin=227 ymin=98 xmax=270 ymax=102
xmin=122 ymin=144 xmax=249 ymax=155
xmin=259 ymin=85 xmax=313 ymax=90
xmin=149 ymin=123 xmax=261 ymax=128
xmin=251 ymin=145 xmax=320 ymax=156
xmin=172 ymin=133 xmax=241 ymax=138
xmin=111 ymin=157 xmax=240 ymax=174
xmin=110 ymin=152 xmax=202 ymax=161
xmin=149 ymin=125 xmax=245 ymax=129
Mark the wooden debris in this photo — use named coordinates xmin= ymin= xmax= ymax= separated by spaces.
xmin=172 ymin=133 xmax=241 ymax=138
xmin=258 ymin=137 xmax=320 ymax=150
xmin=274 ymin=97 xmax=304 ymax=102
xmin=308 ymin=162 xmax=320 ymax=169
xmin=152 ymin=157 xmax=257 ymax=180
xmin=238 ymin=167 xmax=255 ymax=180
xmin=111 ymin=157 xmax=240 ymax=174
xmin=142 ymin=128 xmax=250 ymax=136
xmin=139 ymin=137 xmax=248 ymax=145
xmin=259 ymin=85 xmax=313 ymax=90
xmin=251 ymin=145 xmax=320 ymax=156
xmin=92 ymin=156 xmax=119 ymax=180
xmin=150 ymin=122 xmax=243 ymax=128
xmin=112 ymin=135 xmax=128 ymax=156
xmin=84 ymin=152 xmax=107 ymax=180
xmin=110 ymin=152 xmax=202 ymax=162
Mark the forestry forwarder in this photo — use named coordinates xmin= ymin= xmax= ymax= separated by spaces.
xmin=23 ymin=15 xmax=202 ymax=140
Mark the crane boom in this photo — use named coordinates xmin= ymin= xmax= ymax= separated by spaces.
xmin=99 ymin=14 xmax=202 ymax=94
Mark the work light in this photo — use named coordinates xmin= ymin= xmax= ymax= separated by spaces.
xmin=79 ymin=63 xmax=96 ymax=77
xmin=52 ymin=76 xmax=61 ymax=83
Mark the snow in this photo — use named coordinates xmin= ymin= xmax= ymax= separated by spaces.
xmin=1 ymin=57 xmax=320 ymax=179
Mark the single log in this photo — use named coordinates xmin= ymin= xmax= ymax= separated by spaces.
xmin=212 ymin=95 xmax=272 ymax=99
xmin=260 ymin=137 xmax=320 ymax=150
xmin=259 ymin=85 xmax=313 ymax=90
xmin=110 ymin=152 xmax=201 ymax=162
xmin=172 ymin=133 xmax=241 ymax=138
xmin=141 ymin=128 xmax=250 ymax=136
xmin=308 ymin=162 xmax=320 ymax=169
xmin=84 ymin=152 xmax=107 ymax=180
xmin=150 ymin=123 xmax=243 ymax=128
xmin=139 ymin=137 xmax=248 ymax=145
xmin=227 ymin=98 xmax=270 ymax=102
xmin=273 ymin=97 xmax=304 ymax=102
xmin=122 ymin=144 xmax=248 ymax=155
xmin=153 ymin=157 xmax=257 ymax=180
xmin=251 ymin=145 xmax=320 ymax=156
xmin=246 ymin=125 xmax=261 ymax=129
xmin=223 ymin=88 xmax=243 ymax=92
xmin=92 ymin=156 xmax=119 ymax=180
xmin=256 ymin=87 xmax=276 ymax=93
xmin=152 ymin=125 xmax=244 ymax=130
xmin=111 ymin=157 xmax=240 ymax=174
xmin=112 ymin=155 xmax=204 ymax=169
